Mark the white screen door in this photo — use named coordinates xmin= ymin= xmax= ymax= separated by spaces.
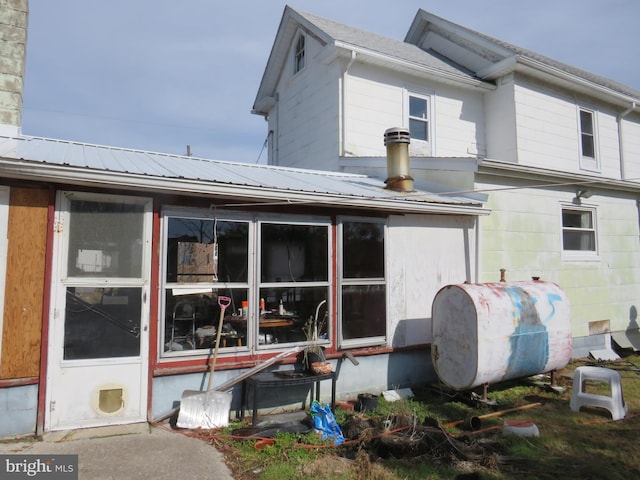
xmin=46 ymin=191 xmax=152 ymax=431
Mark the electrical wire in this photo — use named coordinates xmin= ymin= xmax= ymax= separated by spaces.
xmin=208 ymin=176 xmax=640 ymax=210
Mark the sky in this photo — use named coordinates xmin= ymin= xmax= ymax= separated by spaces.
xmin=20 ymin=0 xmax=640 ymax=164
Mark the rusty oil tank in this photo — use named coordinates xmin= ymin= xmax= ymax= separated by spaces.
xmin=431 ymin=280 xmax=572 ymax=391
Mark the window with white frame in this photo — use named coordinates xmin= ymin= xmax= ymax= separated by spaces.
xmin=561 ymin=206 xmax=597 ymax=254
xmin=293 ymin=33 xmax=305 ymax=74
xmin=161 ymin=209 xmax=330 ymax=356
xmin=578 ymin=107 xmax=599 ymax=171
xmin=408 ymin=94 xmax=430 ymax=142
xmin=339 ymin=218 xmax=387 ymax=346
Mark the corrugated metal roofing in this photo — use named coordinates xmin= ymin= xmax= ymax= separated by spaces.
xmin=0 ymin=134 xmax=486 ymax=214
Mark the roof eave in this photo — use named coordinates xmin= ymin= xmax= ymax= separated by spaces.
xmin=477 ymin=54 xmax=640 ymax=106
xmin=333 ymin=42 xmax=495 ymax=91
xmin=252 ymin=7 xmax=333 ymax=115
xmin=515 ymin=57 xmax=640 ymax=106
xmin=479 ymin=158 xmax=640 ymax=193
xmin=0 ymin=160 xmax=489 ymax=216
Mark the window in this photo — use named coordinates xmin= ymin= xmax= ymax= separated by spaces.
xmin=62 ymin=194 xmax=151 ymax=360
xmin=339 ymin=218 xmax=387 ymax=346
xmin=562 ymin=207 xmax=597 ymax=254
xmin=258 ymin=222 xmax=330 ymax=346
xmin=161 ymin=210 xmax=330 ymax=356
xmin=579 ymin=109 xmax=595 ymax=158
xmin=408 ymin=94 xmax=429 ymax=142
xmin=293 ymin=34 xmax=305 ymax=74
xmin=578 ymin=107 xmax=599 ymax=171
xmin=163 ymin=213 xmax=250 ymax=353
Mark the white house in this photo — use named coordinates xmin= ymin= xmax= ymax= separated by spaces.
xmin=252 ymin=6 xmax=640 ymax=358
xmin=0 ymin=1 xmax=487 ymax=437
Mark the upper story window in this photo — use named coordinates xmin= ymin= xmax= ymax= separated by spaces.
xmin=293 ymin=34 xmax=305 ymax=74
xmin=561 ymin=206 xmax=598 ymax=258
xmin=579 ymin=109 xmax=595 ymax=158
xmin=409 ymin=94 xmax=429 ymax=142
xmin=578 ymin=107 xmax=599 ymax=172
xmin=338 ymin=218 xmax=387 ymax=347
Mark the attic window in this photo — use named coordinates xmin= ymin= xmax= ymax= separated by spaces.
xmin=294 ymin=34 xmax=305 ymax=74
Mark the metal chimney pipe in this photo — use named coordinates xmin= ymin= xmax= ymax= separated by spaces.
xmin=384 ymin=127 xmax=414 ymax=192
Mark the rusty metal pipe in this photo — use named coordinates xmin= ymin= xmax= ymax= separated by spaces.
xmin=384 ymin=127 xmax=414 ymax=192
xmin=443 ymin=402 xmax=543 ymax=429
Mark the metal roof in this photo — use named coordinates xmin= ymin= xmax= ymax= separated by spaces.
xmin=0 ymin=134 xmax=488 ymax=215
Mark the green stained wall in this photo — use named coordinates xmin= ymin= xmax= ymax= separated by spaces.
xmin=478 ymin=179 xmax=640 ymax=337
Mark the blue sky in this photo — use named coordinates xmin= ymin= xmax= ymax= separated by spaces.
xmin=21 ymin=0 xmax=640 ymax=163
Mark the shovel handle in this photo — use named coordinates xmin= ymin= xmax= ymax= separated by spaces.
xmin=218 ymin=296 xmax=232 ymax=311
xmin=207 ymin=296 xmax=231 ymax=392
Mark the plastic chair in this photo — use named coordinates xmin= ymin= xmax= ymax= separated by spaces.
xmin=569 ymin=366 xmax=627 ymax=420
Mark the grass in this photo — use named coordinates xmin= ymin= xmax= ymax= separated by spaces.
xmin=204 ymin=354 xmax=640 ymax=479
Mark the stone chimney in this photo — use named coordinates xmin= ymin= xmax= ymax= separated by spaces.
xmin=0 ymin=0 xmax=28 ymax=136
xmin=384 ymin=127 xmax=414 ymax=192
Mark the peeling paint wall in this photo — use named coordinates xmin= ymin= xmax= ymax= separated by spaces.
xmin=0 ymin=0 xmax=28 ymax=133
xmin=387 ymin=213 xmax=477 ymax=347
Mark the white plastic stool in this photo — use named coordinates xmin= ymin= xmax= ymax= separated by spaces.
xmin=569 ymin=366 xmax=627 ymax=420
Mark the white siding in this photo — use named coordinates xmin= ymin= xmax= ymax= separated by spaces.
xmin=621 ymin=113 xmax=640 ymax=182
xmin=513 ymin=80 xmax=581 ymax=170
xmin=343 ymin=64 xmax=485 ymax=159
xmin=271 ymin=33 xmax=340 ymax=170
xmin=596 ymin=105 xmax=625 ymax=178
xmin=345 ymin=72 xmax=402 ymax=156
xmin=484 ymin=75 xmax=517 ymax=161
xmin=387 ymin=214 xmax=477 ymax=347
xmin=512 ymin=76 xmax=625 ymax=179
xmin=478 ymin=176 xmax=640 ymax=337
xmin=435 ymin=89 xmax=485 ymax=157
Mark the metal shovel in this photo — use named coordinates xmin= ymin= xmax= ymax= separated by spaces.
xmin=177 ymin=295 xmax=232 ymax=429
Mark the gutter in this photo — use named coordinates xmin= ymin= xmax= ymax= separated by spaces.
xmin=0 ymin=160 xmax=490 ymax=216
xmin=517 ymin=57 xmax=640 ymax=107
xmin=479 ymin=158 xmax=640 ymax=193
xmin=332 ymin=42 xmax=496 ymax=91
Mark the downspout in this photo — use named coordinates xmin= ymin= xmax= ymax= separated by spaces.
xmin=340 ymin=50 xmax=357 ymax=157
xmin=475 ymin=215 xmax=482 ymax=283
xmin=617 ymin=101 xmax=637 ymax=180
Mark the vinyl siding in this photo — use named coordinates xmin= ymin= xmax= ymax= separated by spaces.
xmin=478 ymin=176 xmax=640 ymax=337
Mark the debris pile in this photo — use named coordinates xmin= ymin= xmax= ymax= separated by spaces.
xmin=342 ymin=413 xmax=495 ymax=466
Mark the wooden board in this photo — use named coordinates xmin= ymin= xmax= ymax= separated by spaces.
xmin=0 ymin=187 xmax=49 ymax=379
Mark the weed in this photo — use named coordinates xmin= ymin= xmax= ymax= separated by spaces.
xmin=212 ymin=354 xmax=640 ymax=479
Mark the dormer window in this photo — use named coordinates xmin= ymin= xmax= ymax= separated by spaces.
xmin=293 ymin=34 xmax=305 ymax=74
